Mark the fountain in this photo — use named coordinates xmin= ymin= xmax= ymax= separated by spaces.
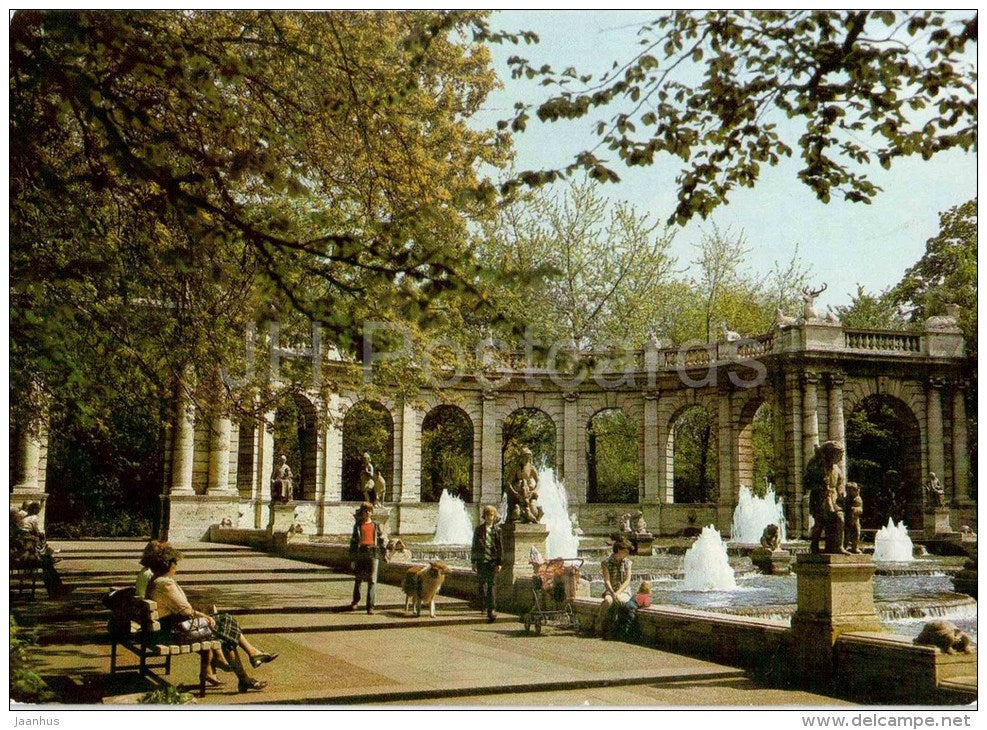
xmin=873 ymin=518 xmax=915 ymax=562
xmin=730 ymin=484 xmax=787 ymax=544
xmin=428 ymin=490 xmax=473 ymax=545
xmin=537 ymin=467 xmax=580 ymax=559
xmin=681 ymin=525 xmax=737 ymax=591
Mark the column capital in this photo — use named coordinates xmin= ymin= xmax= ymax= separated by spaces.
xmin=480 ymin=388 xmax=497 ymax=402
xmin=563 ymin=390 xmax=580 ymax=403
xmin=801 ymin=371 xmax=821 ymax=386
xmin=824 ymin=371 xmax=845 ymax=387
xmin=641 ymin=389 xmax=659 ymax=401
xmin=928 ymin=376 xmax=948 ymax=390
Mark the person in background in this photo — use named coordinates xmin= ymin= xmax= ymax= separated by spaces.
xmin=616 ymin=580 xmax=653 ymax=641
xmin=596 ymin=536 xmax=633 ymax=638
xmin=135 ymin=539 xmax=161 ymax=598
xmin=470 ymin=504 xmax=503 ymax=623
xmin=349 ymin=502 xmax=385 ymax=614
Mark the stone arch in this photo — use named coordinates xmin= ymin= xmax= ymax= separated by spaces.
xmin=502 ymin=406 xmax=557 ymax=491
xmin=271 ymin=391 xmax=319 ymax=501
xmin=735 ymin=391 xmax=779 ymax=495
xmin=666 ymin=400 xmax=719 ymax=504
xmin=421 ymin=404 xmax=475 ymax=503
xmin=586 ymin=407 xmax=640 ymax=504
xmin=341 ymin=400 xmax=394 ymax=502
xmin=846 ymin=392 xmax=924 ymax=529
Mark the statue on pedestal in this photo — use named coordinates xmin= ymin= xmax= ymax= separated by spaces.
xmin=804 ymin=440 xmax=847 ymax=554
xmin=359 ymin=452 xmax=386 ymax=506
xmin=272 ymin=454 xmax=293 ymax=503
xmin=506 ymin=447 xmax=543 ymax=524
xmin=844 ymin=482 xmax=863 ymax=554
xmin=760 ymin=524 xmax=781 ymax=551
xmin=926 ymin=472 xmax=946 ymax=509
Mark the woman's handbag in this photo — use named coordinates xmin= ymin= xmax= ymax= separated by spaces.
xmin=176 ymin=616 xmax=213 ymax=642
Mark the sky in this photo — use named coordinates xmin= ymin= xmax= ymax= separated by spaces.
xmin=472 ymin=10 xmax=977 ymax=314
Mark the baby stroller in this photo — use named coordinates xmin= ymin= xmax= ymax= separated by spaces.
xmin=522 ymin=555 xmax=584 ymax=635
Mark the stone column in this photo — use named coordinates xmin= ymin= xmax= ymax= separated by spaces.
xmin=642 ymin=391 xmax=660 ymax=503
xmin=478 ymin=391 xmax=501 ymax=507
xmin=657 ymin=397 xmax=674 ymax=503
xmin=170 ymin=385 xmax=196 ymax=495
xmin=825 ymin=372 xmax=846 ymax=476
xmin=802 ymin=371 xmax=820 ymax=462
xmin=926 ymin=377 xmax=945 ymax=495
xmin=951 ymin=383 xmax=970 ymax=505
xmin=323 ymin=395 xmax=343 ymax=503
xmin=398 ymin=400 xmax=421 ymax=503
xmin=562 ymin=392 xmax=581 ymax=502
xmin=206 ymin=413 xmax=234 ymax=495
xmin=716 ymin=387 xmax=734 ymax=530
xmin=782 ymin=370 xmax=804 ymax=534
xmin=256 ymin=410 xmax=275 ymax=528
xmin=15 ymin=425 xmax=44 ymax=492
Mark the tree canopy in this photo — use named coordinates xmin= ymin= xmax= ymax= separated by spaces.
xmin=493 ymin=10 xmax=977 ymax=224
xmin=10 ymin=10 xmax=509 ymax=426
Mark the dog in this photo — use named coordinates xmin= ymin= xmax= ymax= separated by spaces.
xmin=402 ymin=561 xmax=451 ymax=618
xmin=913 ymin=620 xmax=972 ymax=654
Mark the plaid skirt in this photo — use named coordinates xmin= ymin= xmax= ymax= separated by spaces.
xmin=212 ymin=612 xmax=242 ymax=650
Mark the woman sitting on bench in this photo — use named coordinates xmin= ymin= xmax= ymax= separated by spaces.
xmin=144 ymin=544 xmax=278 ymax=692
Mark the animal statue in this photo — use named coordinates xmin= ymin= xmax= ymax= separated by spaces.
xmin=759 ymin=524 xmax=781 ymax=551
xmin=801 ymin=283 xmax=828 ymax=320
xmin=403 ymin=561 xmax=452 ymax=618
xmin=913 ymin=621 xmax=972 ymax=654
xmin=774 ymin=308 xmax=798 ymax=329
xmin=825 ymin=309 xmax=840 ymax=324
xmin=721 ymin=323 xmax=741 ymax=342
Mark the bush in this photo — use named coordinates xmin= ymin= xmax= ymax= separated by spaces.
xmin=139 ymin=686 xmax=195 ymax=705
xmin=47 ymin=513 xmax=151 ymax=539
xmin=10 ymin=617 xmax=54 ymax=703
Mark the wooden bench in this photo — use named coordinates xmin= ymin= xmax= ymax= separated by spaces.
xmin=10 ymin=550 xmax=42 ymax=598
xmin=105 ymin=589 xmax=222 ymax=698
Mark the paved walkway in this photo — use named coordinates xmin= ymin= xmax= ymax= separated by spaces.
xmin=12 ymin=540 xmax=851 ymax=707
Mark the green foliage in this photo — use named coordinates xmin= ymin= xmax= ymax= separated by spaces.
xmin=476 ymin=179 xmax=676 ymax=349
xmin=497 ymin=11 xmax=976 ymax=224
xmin=845 ymin=396 xmax=922 ymax=529
xmin=341 ymin=401 xmax=394 ymax=502
xmin=890 ymin=198 xmax=977 ymax=352
xmin=502 ymin=408 xmax=556 ymax=487
xmin=673 ymin=407 xmax=718 ymax=503
xmin=421 ymin=406 xmax=474 ymax=502
xmin=587 ymin=409 xmax=639 ymax=503
xmin=139 ymin=686 xmax=195 ymax=705
xmin=750 ymin=403 xmax=780 ymax=496
xmin=11 ymin=10 xmax=510 ymax=429
xmin=10 ymin=618 xmax=55 ymax=704
xmin=44 ymin=388 xmax=163 ymax=537
xmin=833 ymin=285 xmax=906 ymax=330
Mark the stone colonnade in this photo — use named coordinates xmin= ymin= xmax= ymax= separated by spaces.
xmin=13 ymin=321 xmax=974 ymax=541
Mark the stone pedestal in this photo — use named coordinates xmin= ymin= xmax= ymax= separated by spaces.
xmin=751 ymin=547 xmax=793 ymax=575
xmin=499 ymin=522 xmax=549 ymax=613
xmin=926 ymin=507 xmax=954 ymax=536
xmin=628 ymin=532 xmax=653 ymax=556
xmin=163 ymin=494 xmax=240 ymax=543
xmin=790 ymin=553 xmax=883 ymax=689
xmin=268 ymin=502 xmax=298 ymax=533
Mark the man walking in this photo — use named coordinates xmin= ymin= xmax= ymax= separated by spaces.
xmin=471 ymin=505 xmax=503 ymax=622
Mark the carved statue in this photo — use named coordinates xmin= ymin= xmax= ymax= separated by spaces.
xmin=721 ymin=323 xmax=741 ymax=342
xmin=913 ymin=620 xmax=972 ymax=654
xmin=801 ymin=283 xmax=828 ymax=321
xmin=619 ymin=513 xmax=632 ymax=533
xmin=272 ymin=454 xmax=294 ymax=503
xmin=926 ymin=472 xmax=946 ymax=509
xmin=924 ymin=303 xmax=962 ymax=331
xmin=805 ymin=440 xmax=847 ymax=554
xmin=359 ymin=452 xmax=385 ymax=505
xmin=774 ymin=308 xmax=798 ymax=329
xmin=506 ymin=448 xmax=543 ymax=524
xmin=844 ymin=482 xmax=863 ymax=554
xmin=759 ymin=524 xmax=781 ymax=551
xmin=631 ymin=512 xmax=647 ymax=534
